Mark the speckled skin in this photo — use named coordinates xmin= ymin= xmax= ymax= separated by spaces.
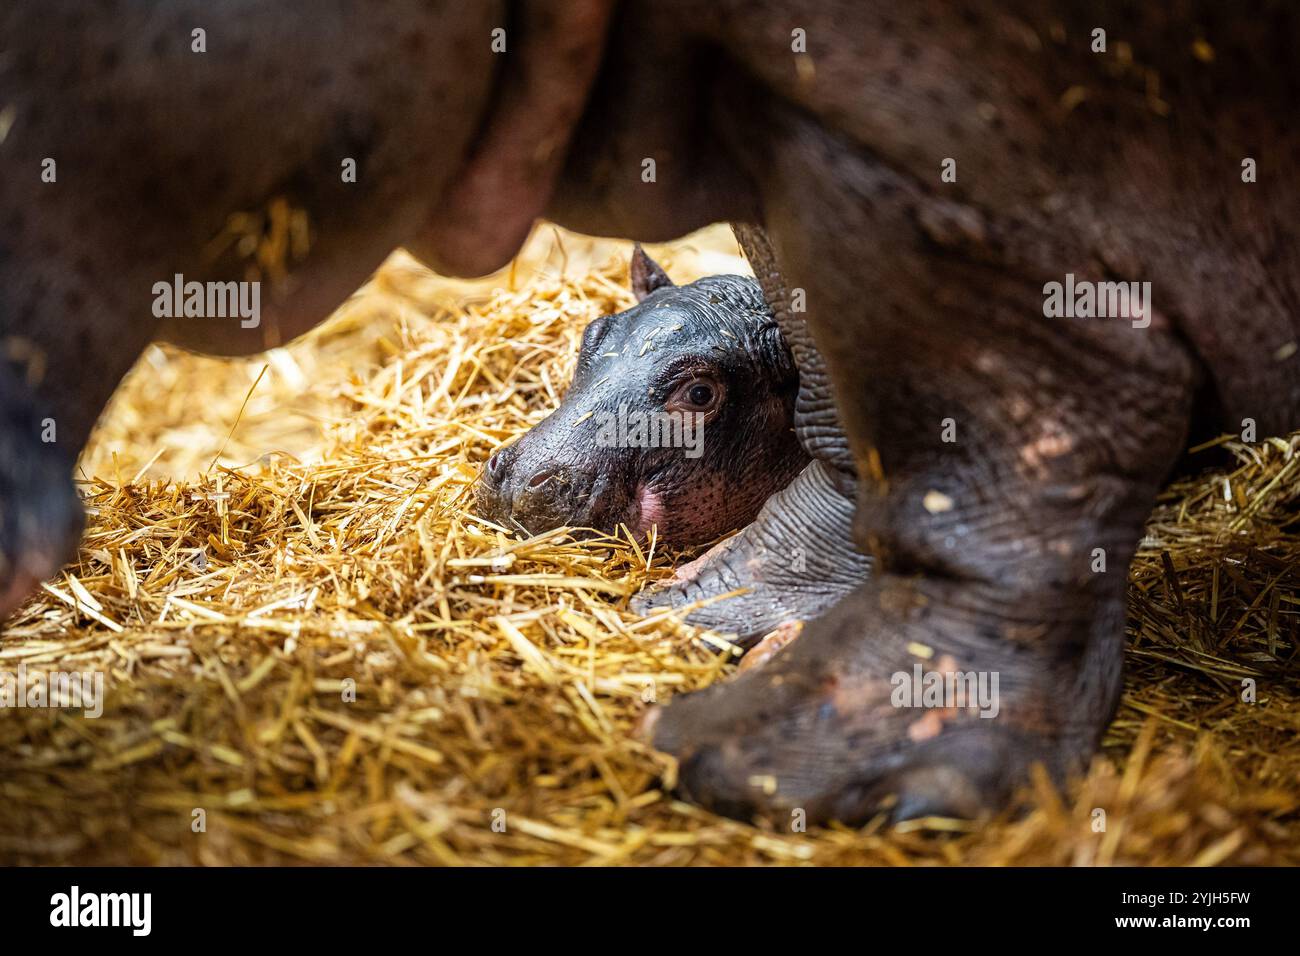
xmin=2 ymin=1 xmax=1297 ymax=823
xmin=474 ymin=249 xmax=806 ymax=547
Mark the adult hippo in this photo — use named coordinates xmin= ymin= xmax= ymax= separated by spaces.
xmin=2 ymin=1 xmax=1296 ymax=823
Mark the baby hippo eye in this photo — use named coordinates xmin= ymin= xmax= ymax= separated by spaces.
xmin=668 ymin=375 xmax=723 ymax=414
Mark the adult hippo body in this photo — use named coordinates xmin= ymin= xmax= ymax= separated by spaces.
xmin=2 ymin=1 xmax=1297 ymax=822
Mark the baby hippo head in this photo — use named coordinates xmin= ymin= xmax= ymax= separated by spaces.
xmin=475 ymin=247 xmax=808 ymax=547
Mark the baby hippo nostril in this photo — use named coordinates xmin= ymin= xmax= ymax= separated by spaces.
xmin=527 ymin=467 xmax=561 ymax=489
xmin=487 ymin=452 xmax=502 ymax=475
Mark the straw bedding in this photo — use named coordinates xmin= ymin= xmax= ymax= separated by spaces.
xmin=0 ymin=225 xmax=1295 ymax=865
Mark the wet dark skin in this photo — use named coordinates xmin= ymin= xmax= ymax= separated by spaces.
xmin=3 ymin=1 xmax=1297 ymax=823
xmin=474 ymin=246 xmax=806 ymax=548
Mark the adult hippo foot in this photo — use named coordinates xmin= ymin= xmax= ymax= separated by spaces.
xmin=632 ymin=459 xmax=869 ymax=646
xmin=646 ymin=574 xmax=1123 ymax=825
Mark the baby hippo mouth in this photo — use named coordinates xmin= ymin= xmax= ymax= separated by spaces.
xmin=632 ymin=481 xmax=666 ymax=536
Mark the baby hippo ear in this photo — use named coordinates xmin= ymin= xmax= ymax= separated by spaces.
xmin=630 ymin=244 xmax=675 ymax=301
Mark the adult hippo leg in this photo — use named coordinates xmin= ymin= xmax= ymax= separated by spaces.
xmin=0 ymin=0 xmax=605 ymax=617
xmin=633 ymin=226 xmax=870 ymax=645
xmin=647 ymin=105 xmax=1201 ymax=824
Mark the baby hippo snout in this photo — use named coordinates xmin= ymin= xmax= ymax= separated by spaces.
xmin=476 ymin=445 xmax=600 ymax=536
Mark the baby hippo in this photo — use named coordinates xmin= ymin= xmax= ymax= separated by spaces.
xmin=475 ymin=247 xmax=807 ymax=547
